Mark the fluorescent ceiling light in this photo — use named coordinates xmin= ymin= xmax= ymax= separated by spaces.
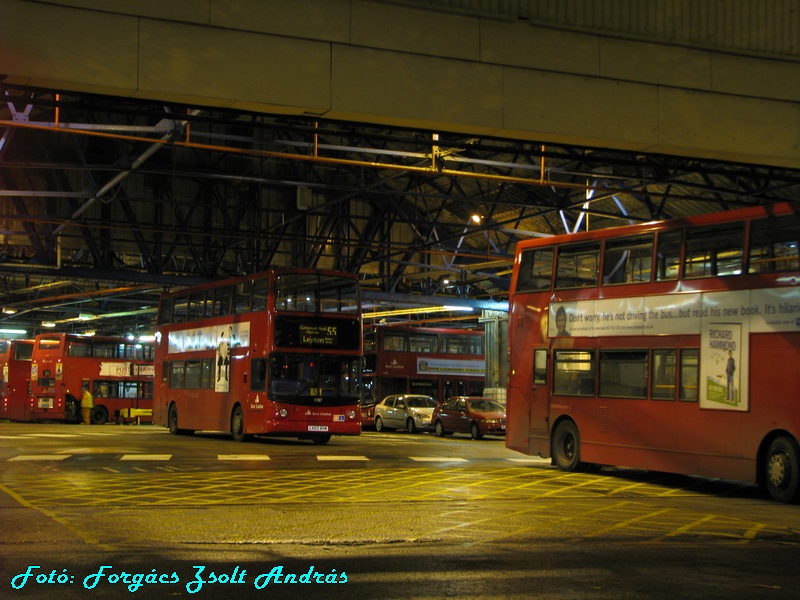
xmin=366 ymin=305 xmax=474 ymax=319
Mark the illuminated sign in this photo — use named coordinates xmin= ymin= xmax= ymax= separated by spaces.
xmin=299 ymin=324 xmax=338 ymax=346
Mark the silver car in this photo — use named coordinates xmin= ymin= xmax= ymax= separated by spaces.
xmin=373 ymin=394 xmax=439 ymax=433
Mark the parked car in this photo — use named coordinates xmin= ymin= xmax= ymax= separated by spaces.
xmin=359 ymin=398 xmax=378 ymax=429
xmin=373 ymin=394 xmax=439 ymax=433
xmin=432 ymin=396 xmax=506 ymax=439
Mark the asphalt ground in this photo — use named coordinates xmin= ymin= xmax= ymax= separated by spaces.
xmin=1 ymin=422 xmax=799 ymax=599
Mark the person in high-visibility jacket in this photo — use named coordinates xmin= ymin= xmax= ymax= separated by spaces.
xmin=80 ymin=385 xmax=94 ymax=425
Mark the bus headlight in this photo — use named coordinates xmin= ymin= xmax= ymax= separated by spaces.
xmin=279 ymin=408 xmax=289 ymax=418
xmin=347 ymin=410 xmax=356 ymax=419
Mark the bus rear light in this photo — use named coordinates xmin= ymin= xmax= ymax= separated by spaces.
xmin=278 ymin=408 xmax=289 ymax=418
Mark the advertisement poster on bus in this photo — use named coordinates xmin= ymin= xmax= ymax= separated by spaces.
xmin=416 ymin=357 xmax=486 ymax=377
xmin=548 ymin=287 xmax=800 ymax=411
xmin=167 ymin=322 xmax=251 ymax=393
xmin=700 ymin=323 xmax=742 ymax=409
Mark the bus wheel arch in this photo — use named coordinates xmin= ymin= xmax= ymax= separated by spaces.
xmin=760 ymin=432 xmax=800 ymax=504
xmin=230 ymin=404 xmax=250 ymax=442
xmin=168 ymin=402 xmax=194 ymax=436
xmin=551 ymin=418 xmax=587 ymax=472
xmin=168 ymin=403 xmax=179 ymax=435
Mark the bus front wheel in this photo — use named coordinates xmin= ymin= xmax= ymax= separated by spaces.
xmin=765 ymin=436 xmax=800 ymax=503
xmin=168 ymin=404 xmax=193 ymax=436
xmin=168 ymin=405 xmax=179 ymax=435
xmin=231 ymin=406 xmax=249 ymax=442
xmin=552 ymin=420 xmax=585 ymax=472
xmin=311 ymin=434 xmax=331 ymax=445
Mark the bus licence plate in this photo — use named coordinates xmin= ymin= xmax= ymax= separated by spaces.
xmin=38 ymin=398 xmax=54 ymax=409
xmin=308 ymin=425 xmax=329 ymax=432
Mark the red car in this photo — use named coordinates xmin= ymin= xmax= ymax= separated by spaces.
xmin=360 ymin=398 xmax=378 ymax=429
xmin=432 ymin=396 xmax=506 ymax=440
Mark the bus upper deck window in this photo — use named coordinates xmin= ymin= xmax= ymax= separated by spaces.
xmin=748 ymin=214 xmax=800 ymax=274
xmin=684 ymin=223 xmax=744 ymax=278
xmin=655 ymin=230 xmax=682 ymax=281
xmin=516 ymin=247 xmax=554 ymax=292
xmin=383 ymin=333 xmax=406 ymax=352
xmin=603 ymin=235 xmax=653 ymax=285
xmin=555 ymin=242 xmax=600 ymax=289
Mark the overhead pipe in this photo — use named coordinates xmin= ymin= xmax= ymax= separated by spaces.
xmin=0 ymin=119 xmax=609 ymax=196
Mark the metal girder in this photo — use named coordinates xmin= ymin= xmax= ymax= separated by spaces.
xmin=0 ymin=86 xmax=799 ymax=335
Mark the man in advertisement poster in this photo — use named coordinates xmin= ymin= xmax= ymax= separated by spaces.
xmin=725 ymin=349 xmax=736 ymax=402
xmin=555 ymin=306 xmax=571 ymax=337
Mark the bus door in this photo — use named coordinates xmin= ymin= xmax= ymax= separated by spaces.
xmin=507 ymin=346 xmax=550 ymax=455
xmin=529 ymin=348 xmax=551 ymax=447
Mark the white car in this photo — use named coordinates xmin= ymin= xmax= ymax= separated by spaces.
xmin=373 ymin=394 xmax=439 ymax=433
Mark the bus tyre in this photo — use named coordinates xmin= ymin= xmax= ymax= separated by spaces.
xmin=374 ymin=416 xmax=384 ymax=432
xmin=231 ymin=406 xmax=247 ymax=442
xmin=470 ymin=422 xmax=483 ymax=440
xmin=765 ymin=436 xmax=800 ymax=503
xmin=552 ymin=420 xmax=585 ymax=472
xmin=311 ymin=434 xmax=331 ymax=445
xmin=168 ymin=404 xmax=179 ymax=435
xmin=93 ymin=406 xmax=108 ymax=426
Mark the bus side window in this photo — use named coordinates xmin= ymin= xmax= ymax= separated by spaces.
xmin=555 ymin=242 xmax=600 ymax=289
xmin=651 ymin=349 xmax=677 ymax=400
xmin=234 ymin=281 xmax=253 ymax=313
xmin=684 ymin=223 xmax=744 ymax=278
xmin=679 ymin=349 xmax=699 ymax=402
xmin=251 ymin=358 xmax=267 ymax=392
xmin=533 ymin=349 xmax=547 ymax=386
xmin=655 ymin=230 xmax=682 ymax=281
xmin=603 ymin=235 xmax=653 ymax=285
xmin=553 ymin=350 xmax=595 ymax=396
xmin=169 ymin=361 xmax=185 ymax=389
xmin=252 ymin=278 xmax=269 ymax=312
xmin=157 ymin=298 xmax=174 ymax=325
xmin=748 ymin=214 xmax=800 ymax=273
xmin=517 ymin=247 xmax=555 ymax=292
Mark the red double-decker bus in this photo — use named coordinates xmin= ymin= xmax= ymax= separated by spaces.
xmin=0 ymin=339 xmax=34 ymax=421
xmin=152 ymin=268 xmax=363 ymax=444
xmin=363 ymin=325 xmax=485 ymax=406
xmin=30 ymin=333 xmax=155 ymax=424
xmin=506 ymin=202 xmax=800 ymax=502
